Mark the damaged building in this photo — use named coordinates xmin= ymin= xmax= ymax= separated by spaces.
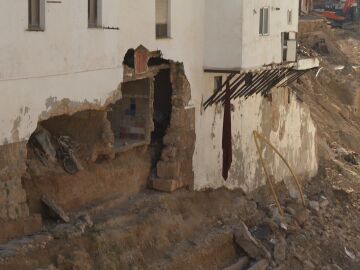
xmin=0 ymin=0 xmax=318 ymax=244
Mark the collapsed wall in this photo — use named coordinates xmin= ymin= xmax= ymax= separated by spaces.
xmin=195 ymin=85 xmax=318 ymax=193
xmin=0 ymin=46 xmax=196 ymax=243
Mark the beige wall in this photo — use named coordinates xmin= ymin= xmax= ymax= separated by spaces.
xmin=195 ymin=75 xmax=317 ymax=191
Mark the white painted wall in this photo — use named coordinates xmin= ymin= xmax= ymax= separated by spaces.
xmin=0 ymin=0 xmax=316 ymax=192
xmin=0 ymin=0 xmax=204 ymax=144
xmin=194 ymin=75 xmax=317 ymax=192
xmin=204 ymin=0 xmax=243 ymax=70
xmin=240 ymin=0 xmax=299 ymax=69
xmin=204 ymin=0 xmax=299 ymax=70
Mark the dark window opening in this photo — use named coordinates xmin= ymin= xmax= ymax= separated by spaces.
xmin=88 ymin=0 xmax=100 ymax=28
xmin=259 ymin=7 xmax=269 ymax=35
xmin=156 ymin=0 xmax=170 ymax=38
xmin=28 ymin=0 xmax=44 ymax=30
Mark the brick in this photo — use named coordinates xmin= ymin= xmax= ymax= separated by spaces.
xmin=152 ymin=179 xmax=184 ymax=193
xmin=161 ymin=146 xmax=177 ymax=161
xmin=157 ymin=161 xmax=180 ymax=179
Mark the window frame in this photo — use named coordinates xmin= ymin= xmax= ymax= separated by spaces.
xmin=88 ymin=0 xmax=102 ymax=28
xmin=155 ymin=0 xmax=171 ymax=39
xmin=287 ymin=9 xmax=293 ymax=25
xmin=259 ymin=7 xmax=270 ymax=36
xmin=28 ymin=0 xmax=45 ymax=31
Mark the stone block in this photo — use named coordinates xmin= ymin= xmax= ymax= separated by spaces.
xmin=7 ymin=187 xmax=27 ymax=204
xmin=152 ymin=179 xmax=184 ymax=193
xmin=161 ymin=146 xmax=177 ymax=161
xmin=163 ymin=130 xmax=195 ymax=148
xmin=157 ymin=161 xmax=181 ymax=179
xmin=234 ymin=221 xmax=271 ymax=259
xmin=0 ymin=142 xmax=27 ymax=182
xmin=171 ymin=95 xmax=186 ymax=108
xmin=170 ymin=108 xmax=188 ymax=129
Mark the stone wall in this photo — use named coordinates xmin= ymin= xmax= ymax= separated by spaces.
xmin=0 ymin=142 xmax=42 ymax=243
xmin=153 ymin=62 xmax=196 ymax=192
xmin=0 ymin=142 xmax=29 ymax=220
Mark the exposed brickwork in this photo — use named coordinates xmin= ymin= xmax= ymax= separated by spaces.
xmin=0 ymin=142 xmax=42 ymax=244
xmin=153 ymin=62 xmax=196 ymax=192
xmin=0 ymin=142 xmax=30 ymax=221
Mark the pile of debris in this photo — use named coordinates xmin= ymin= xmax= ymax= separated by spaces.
xmin=28 ymin=127 xmax=82 ymax=175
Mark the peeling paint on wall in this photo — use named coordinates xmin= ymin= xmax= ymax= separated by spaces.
xmin=195 ymin=86 xmax=318 ymax=192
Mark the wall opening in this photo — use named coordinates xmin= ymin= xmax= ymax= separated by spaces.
xmin=107 ymin=78 xmax=153 ymax=152
xmin=24 ymin=109 xmax=152 ymax=215
xmin=151 ymin=69 xmax=173 ymax=166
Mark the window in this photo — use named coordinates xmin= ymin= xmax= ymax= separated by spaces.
xmin=156 ymin=0 xmax=170 ymax=38
xmin=214 ymin=76 xmax=223 ymax=92
xmin=287 ymin=9 xmax=293 ymax=25
xmin=88 ymin=0 xmax=102 ymax=28
xmin=28 ymin=0 xmax=45 ymax=30
xmin=259 ymin=7 xmax=269 ymax=35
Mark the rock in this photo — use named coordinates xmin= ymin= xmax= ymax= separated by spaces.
xmin=294 ymin=208 xmax=310 ymax=226
xmin=152 ymin=178 xmax=184 ymax=193
xmin=303 ymin=260 xmax=315 ymax=270
xmin=247 ymin=259 xmax=269 ymax=270
xmin=223 ymin=256 xmax=249 ymax=270
xmin=75 ymin=213 xmax=93 ymax=232
xmin=344 ymin=153 xmax=358 ymax=165
xmin=286 ymin=206 xmax=296 ymax=216
xmin=319 ymin=197 xmax=329 ymax=209
xmin=234 ymin=222 xmax=271 ymax=259
xmin=41 ymin=195 xmax=70 ymax=223
xmin=309 ymin=201 xmax=320 ymax=213
xmin=274 ymin=237 xmax=286 ymax=263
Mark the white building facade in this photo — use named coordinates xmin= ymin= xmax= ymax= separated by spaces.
xmin=0 ymin=0 xmax=318 ymax=228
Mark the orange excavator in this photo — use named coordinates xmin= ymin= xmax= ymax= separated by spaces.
xmin=321 ymin=0 xmax=357 ymax=23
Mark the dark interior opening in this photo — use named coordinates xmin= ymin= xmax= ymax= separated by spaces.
xmin=151 ymin=69 xmax=172 ymax=166
xmin=123 ymin=48 xmax=135 ymax=68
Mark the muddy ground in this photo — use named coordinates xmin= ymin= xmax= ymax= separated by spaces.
xmin=0 ymin=22 xmax=360 ymax=270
